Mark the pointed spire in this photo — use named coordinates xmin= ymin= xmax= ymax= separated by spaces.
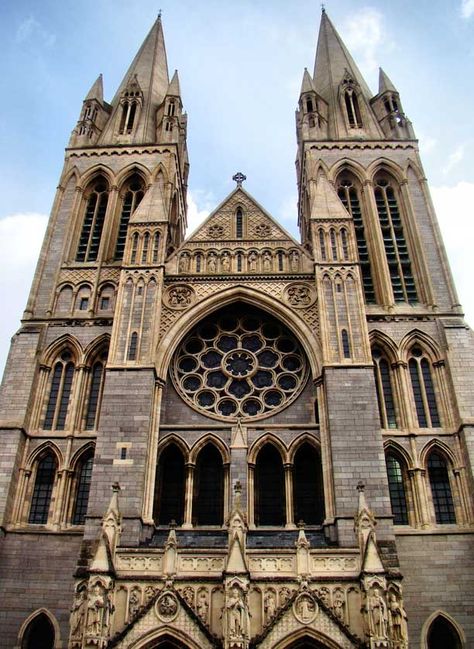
xmin=167 ymin=70 xmax=181 ymax=97
xmin=378 ymin=67 xmax=397 ymax=94
xmin=311 ymin=171 xmax=350 ymax=220
xmin=100 ymin=14 xmax=170 ymax=144
xmin=300 ymin=68 xmax=315 ymax=95
xmin=85 ymin=74 xmax=104 ymax=103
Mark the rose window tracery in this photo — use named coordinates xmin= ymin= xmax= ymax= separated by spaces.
xmin=172 ymin=306 xmax=308 ymax=420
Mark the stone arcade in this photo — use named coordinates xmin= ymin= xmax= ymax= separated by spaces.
xmin=0 ymin=9 xmax=473 ymax=649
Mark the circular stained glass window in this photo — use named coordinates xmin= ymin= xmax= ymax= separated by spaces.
xmin=172 ymin=306 xmax=308 ymax=420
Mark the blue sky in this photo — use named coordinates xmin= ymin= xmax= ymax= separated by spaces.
xmin=0 ymin=0 xmax=473 ymax=375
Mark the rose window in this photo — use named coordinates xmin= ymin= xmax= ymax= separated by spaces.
xmin=172 ymin=306 xmax=308 ymax=420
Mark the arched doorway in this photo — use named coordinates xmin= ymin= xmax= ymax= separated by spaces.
xmin=427 ymin=614 xmax=463 ymax=649
xmin=21 ymin=612 xmax=55 ymax=649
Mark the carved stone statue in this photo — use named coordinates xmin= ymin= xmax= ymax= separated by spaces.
xmin=197 ymin=591 xmax=209 ymax=622
xmin=128 ymin=589 xmax=141 ymax=618
xmin=86 ymin=583 xmax=107 ymax=636
xmin=366 ymin=588 xmax=388 ymax=639
xmin=224 ymin=586 xmax=249 ymax=641
xmin=70 ymin=587 xmax=87 ymax=638
xmin=248 ymin=251 xmax=258 ymax=272
xmin=181 ymin=586 xmax=194 ymax=607
xmin=221 ymin=253 xmax=231 ymax=272
xmin=262 ymin=252 xmax=272 ymax=272
xmin=290 ymin=250 xmax=300 ymax=271
xmin=264 ymin=591 xmax=276 ymax=623
xmin=179 ymin=253 xmax=190 ymax=273
xmin=279 ymin=587 xmax=292 ymax=607
xmin=332 ymin=589 xmax=345 ymax=621
xmin=208 ymin=254 xmax=217 ymax=273
xmin=388 ymin=593 xmax=408 ymax=643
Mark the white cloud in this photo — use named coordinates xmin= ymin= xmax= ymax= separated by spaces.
xmin=186 ymin=190 xmax=214 ymax=235
xmin=431 ymin=182 xmax=474 ymax=327
xmin=461 ymin=0 xmax=474 ymax=18
xmin=443 ymin=144 xmax=465 ymax=175
xmin=343 ymin=8 xmax=389 ymax=74
xmin=418 ymin=133 xmax=437 ymax=155
xmin=0 ymin=212 xmax=48 ymax=377
xmin=16 ymin=15 xmax=56 ymax=48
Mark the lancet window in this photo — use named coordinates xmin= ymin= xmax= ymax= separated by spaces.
xmin=385 ymin=453 xmax=409 ymax=525
xmin=76 ymin=177 xmax=109 ymax=262
xmin=84 ymin=350 xmax=107 ymax=430
xmin=118 ymin=84 xmax=142 ymax=135
xmin=255 ymin=444 xmax=285 ymax=526
xmin=72 ymin=451 xmax=94 ymax=525
xmin=21 ymin=612 xmax=56 ymax=649
xmin=408 ymin=346 xmax=440 ymax=428
xmin=114 ymin=175 xmax=145 ymax=260
xmin=293 ymin=443 xmax=324 ymax=525
xmin=43 ymin=351 xmax=75 ymax=431
xmin=344 ymin=88 xmax=362 ymax=128
xmin=28 ymin=454 xmax=57 ymax=524
xmin=374 ymin=175 xmax=417 ymax=303
xmin=337 ymin=176 xmax=376 ymax=303
xmin=154 ymin=444 xmax=186 ymax=526
xmin=192 ymin=444 xmax=224 ymax=525
xmin=427 ymin=451 xmax=456 ymax=524
xmin=372 ymin=346 xmax=397 ymax=428
xmin=236 ymin=208 xmax=244 ymax=239
xmin=427 ymin=615 xmax=463 ymax=649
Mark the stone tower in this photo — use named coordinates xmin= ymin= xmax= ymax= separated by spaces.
xmin=0 ymin=10 xmax=472 ymax=649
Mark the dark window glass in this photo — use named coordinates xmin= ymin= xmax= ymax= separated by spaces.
xmin=319 ymin=229 xmax=327 ymax=261
xmin=72 ymin=454 xmax=93 ymax=524
xmin=193 ymin=445 xmax=224 ymax=525
xmin=56 ymin=363 xmax=74 ymax=430
xmin=236 ymin=209 xmax=243 ymax=239
xmin=409 ymin=350 xmax=440 ymax=428
xmin=293 ymin=443 xmax=324 ymax=525
xmin=29 ymin=455 xmax=56 ymax=524
xmin=142 ymin=232 xmax=150 ymax=264
xmin=330 ymin=229 xmax=337 ymax=260
xmin=386 ymin=454 xmax=408 ymax=524
xmin=373 ymin=349 xmax=397 ymax=428
xmin=152 ymin=233 xmax=160 ymax=263
xmin=341 ymin=329 xmax=351 ymax=358
xmin=128 ymin=332 xmax=138 ymax=361
xmin=21 ymin=613 xmax=55 ymax=649
xmin=255 ymin=445 xmax=285 ymax=526
xmin=345 ymin=90 xmax=362 ymax=128
xmin=44 ymin=355 xmax=75 ymax=431
xmin=115 ymin=176 xmax=144 ymax=260
xmin=428 ymin=452 xmax=456 ymax=524
xmin=85 ymin=362 xmax=104 ymax=430
xmin=79 ymin=297 xmax=89 ymax=311
xmin=76 ymin=179 xmax=109 ymax=262
xmin=154 ymin=445 xmax=185 ymax=525
xmin=100 ymin=297 xmax=110 ymax=310
xmin=277 ymin=251 xmax=284 ymax=271
xmin=427 ymin=616 xmax=462 ymax=649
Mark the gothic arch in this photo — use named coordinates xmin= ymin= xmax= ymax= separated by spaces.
xmin=369 ymin=330 xmax=398 ymax=362
xmin=405 ymin=159 xmax=426 ymax=183
xmin=69 ymin=441 xmax=96 ymax=471
xmin=419 ymin=438 xmax=458 ymax=469
xmin=61 ymin=166 xmax=79 ymax=188
xmin=151 ymin=162 xmax=170 ymax=184
xmin=421 ymin=610 xmax=465 ymax=649
xmin=115 ymin=163 xmax=151 ymax=188
xmin=383 ymin=439 xmax=414 ymax=470
xmin=399 ymin=330 xmax=442 ymax=362
xmin=26 ymin=441 xmax=64 ymax=472
xmin=42 ymin=334 xmax=83 ymax=366
xmin=367 ymin=158 xmax=406 ymax=184
xmin=155 ymin=287 xmax=322 ymax=380
xmin=77 ymin=164 xmax=114 ymax=191
xmin=127 ymin=626 xmax=204 ymax=649
xmin=189 ymin=433 xmax=230 ymax=465
xmin=157 ymin=434 xmax=190 ymax=460
xmin=274 ymin=627 xmax=346 ymax=649
xmin=248 ymin=433 xmax=287 ymax=465
xmin=288 ymin=432 xmax=321 ymax=463
xmin=17 ymin=608 xmax=61 ymax=649
xmin=329 ymin=158 xmax=367 ymax=184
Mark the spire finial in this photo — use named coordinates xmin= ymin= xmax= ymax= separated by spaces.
xmin=158 ymin=9 xmax=162 ymax=19
xmin=232 ymin=172 xmax=246 ymax=188
xmin=321 ymin=3 xmax=326 ymax=13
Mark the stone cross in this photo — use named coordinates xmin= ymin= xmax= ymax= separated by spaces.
xmin=232 ymin=172 xmax=247 ymax=187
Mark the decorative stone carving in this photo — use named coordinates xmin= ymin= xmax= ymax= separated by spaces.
xmin=364 ymin=587 xmax=388 ymax=643
xmin=248 ymin=251 xmax=258 ymax=272
xmin=223 ymin=584 xmax=250 ymax=649
xmin=221 ymin=252 xmax=231 ymax=272
xmin=317 ymin=587 xmax=330 ymax=608
xmin=144 ymin=585 xmax=158 ymax=604
xmin=86 ymin=581 xmax=113 ymax=639
xmin=262 ymin=251 xmax=272 ymax=272
xmin=128 ymin=588 xmax=141 ymax=619
xmin=293 ymin=592 xmax=318 ymax=625
xmin=332 ymin=588 xmax=345 ymax=622
xmin=207 ymin=253 xmax=217 ymax=273
xmin=255 ymin=222 xmax=271 ymax=238
xmin=279 ymin=587 xmax=293 ymax=607
xmin=164 ymin=284 xmax=195 ymax=309
xmin=178 ymin=252 xmax=190 ymax=273
xmin=70 ymin=584 xmax=87 ymax=640
xmin=387 ymin=592 xmax=408 ymax=646
xmin=284 ymin=282 xmax=316 ymax=308
xmin=208 ymin=224 xmax=224 ymax=238
xmin=264 ymin=590 xmax=277 ymax=624
xmin=180 ymin=586 xmax=195 ymax=607
xmin=155 ymin=592 xmax=179 ymax=622
xmin=197 ymin=590 xmax=209 ymax=623
xmin=289 ymin=250 xmax=300 ymax=271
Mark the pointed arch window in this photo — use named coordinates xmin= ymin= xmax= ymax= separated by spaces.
xmin=76 ymin=178 xmax=109 ymax=262
xmin=372 ymin=347 xmax=397 ymax=428
xmin=72 ymin=452 xmax=94 ymax=525
xmin=193 ymin=444 xmax=224 ymax=525
xmin=21 ymin=612 xmax=55 ymax=649
xmin=344 ymin=88 xmax=362 ymax=128
xmin=236 ymin=208 xmax=243 ymax=239
xmin=154 ymin=444 xmax=186 ymax=525
xmin=128 ymin=332 xmax=138 ymax=361
xmin=337 ymin=176 xmax=375 ymax=303
xmin=85 ymin=352 xmax=107 ymax=430
xmin=44 ymin=351 xmax=75 ymax=430
xmin=152 ymin=232 xmax=160 ymax=263
xmin=293 ymin=443 xmax=324 ymax=525
xmin=318 ymin=229 xmax=327 ymax=261
xmin=341 ymin=329 xmax=351 ymax=358
xmin=28 ymin=454 xmax=57 ymax=524
xmin=408 ymin=346 xmax=440 ymax=427
xmin=427 ymin=452 xmax=456 ymax=524
xmin=115 ymin=175 xmax=145 ymax=260
xmin=340 ymin=228 xmax=349 ymax=260
xmin=330 ymin=229 xmax=337 ymax=260
xmin=374 ymin=176 xmax=417 ymax=303
xmin=142 ymin=232 xmax=150 ymax=264
xmin=385 ymin=453 xmax=409 ymax=525
xmin=130 ymin=232 xmax=139 ymax=263
xmin=119 ymin=87 xmax=142 ymax=135
xmin=427 ymin=615 xmax=462 ymax=649
xmin=255 ymin=444 xmax=285 ymax=526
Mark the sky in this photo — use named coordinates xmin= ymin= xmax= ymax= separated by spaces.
xmin=0 ymin=0 xmax=473 ymax=376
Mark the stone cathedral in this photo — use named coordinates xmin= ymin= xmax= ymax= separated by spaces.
xmin=0 ymin=9 xmax=473 ymax=649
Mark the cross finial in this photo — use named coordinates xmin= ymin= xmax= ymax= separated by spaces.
xmin=158 ymin=9 xmax=162 ymax=18
xmin=232 ymin=172 xmax=247 ymax=188
xmin=321 ymin=3 xmax=326 ymax=13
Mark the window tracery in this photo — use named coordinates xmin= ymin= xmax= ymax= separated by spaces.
xmin=427 ymin=451 xmax=456 ymax=524
xmin=43 ymin=351 xmax=75 ymax=431
xmin=385 ymin=453 xmax=409 ymax=525
xmin=28 ymin=454 xmax=57 ymax=525
xmin=72 ymin=451 xmax=94 ymax=525
xmin=114 ymin=175 xmax=145 ymax=260
xmin=172 ymin=306 xmax=308 ymax=420
xmin=408 ymin=346 xmax=440 ymax=428
xmin=76 ymin=177 xmax=109 ymax=262
xmin=372 ymin=346 xmax=397 ymax=429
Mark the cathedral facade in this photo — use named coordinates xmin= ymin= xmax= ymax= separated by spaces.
xmin=0 ymin=10 xmax=472 ymax=649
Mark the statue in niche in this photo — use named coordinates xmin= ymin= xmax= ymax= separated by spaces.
xmin=332 ymin=589 xmax=345 ymax=621
xmin=264 ymin=591 xmax=276 ymax=623
xmin=179 ymin=253 xmax=190 ymax=273
xmin=224 ymin=586 xmax=249 ymax=641
xmin=208 ymin=254 xmax=217 ymax=273
xmin=262 ymin=251 xmax=272 ymax=272
xmin=366 ymin=588 xmax=388 ymax=639
xmin=295 ymin=594 xmax=316 ymax=623
xmin=290 ymin=250 xmax=300 ymax=271
xmin=221 ymin=253 xmax=231 ymax=272
xmin=145 ymin=585 xmax=158 ymax=604
xmin=86 ymin=583 xmax=107 ymax=636
xmin=70 ymin=587 xmax=87 ymax=638
xmin=181 ymin=586 xmax=194 ymax=607
xmin=388 ymin=592 xmax=408 ymax=643
xmin=318 ymin=587 xmax=330 ymax=608
xmin=197 ymin=591 xmax=209 ymax=622
xmin=248 ymin=251 xmax=258 ymax=272
xmin=128 ymin=589 xmax=141 ymax=618
xmin=279 ymin=587 xmax=292 ymax=607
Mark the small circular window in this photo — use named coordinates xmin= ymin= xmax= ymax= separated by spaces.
xmin=172 ymin=306 xmax=308 ymax=420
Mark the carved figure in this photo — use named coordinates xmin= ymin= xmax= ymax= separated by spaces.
xmin=290 ymin=250 xmax=300 ymax=271
xmin=208 ymin=254 xmax=217 ymax=273
xmin=197 ymin=591 xmax=209 ymax=621
xmin=287 ymin=285 xmax=312 ymax=306
xmin=209 ymin=224 xmax=224 ymax=238
xmin=181 ymin=586 xmax=194 ymax=607
xmin=279 ymin=587 xmax=292 ymax=606
xmin=179 ymin=253 xmax=190 ymax=273
xmin=333 ymin=589 xmax=345 ymax=621
xmin=264 ymin=591 xmax=276 ymax=623
xmin=225 ymin=586 xmax=249 ymax=639
xmin=168 ymin=286 xmax=192 ymax=307
xmin=145 ymin=585 xmax=158 ymax=604
xmin=221 ymin=253 xmax=231 ymax=272
xmin=262 ymin=252 xmax=272 ymax=272
xmin=129 ymin=589 xmax=141 ymax=618
xmin=388 ymin=593 xmax=408 ymax=642
xmin=318 ymin=587 xmax=330 ymax=608
xmin=367 ymin=588 xmax=388 ymax=639
xmin=248 ymin=251 xmax=258 ymax=272
xmin=87 ymin=584 xmax=106 ymax=636
xmin=255 ymin=223 xmax=271 ymax=238
xmin=158 ymin=593 xmax=178 ymax=617
xmin=70 ymin=588 xmax=87 ymax=638
xmin=295 ymin=594 xmax=316 ymax=623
